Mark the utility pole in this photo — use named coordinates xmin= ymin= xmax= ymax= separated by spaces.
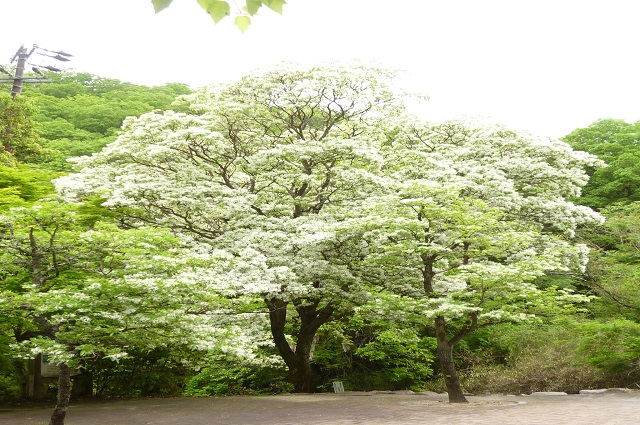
xmin=10 ymin=45 xmax=29 ymax=98
xmin=0 ymin=44 xmax=71 ymax=98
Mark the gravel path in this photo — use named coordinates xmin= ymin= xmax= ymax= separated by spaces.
xmin=1 ymin=391 xmax=639 ymax=424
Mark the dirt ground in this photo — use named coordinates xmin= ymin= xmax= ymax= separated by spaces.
xmin=1 ymin=391 xmax=639 ymax=425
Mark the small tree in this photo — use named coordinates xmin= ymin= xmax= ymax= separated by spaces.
xmin=0 ymin=202 xmax=236 ymax=424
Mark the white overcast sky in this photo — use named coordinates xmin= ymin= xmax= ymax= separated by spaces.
xmin=1 ymin=0 xmax=639 ymax=138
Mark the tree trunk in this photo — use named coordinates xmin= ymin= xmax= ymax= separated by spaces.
xmin=265 ymin=297 xmax=333 ymax=393
xmin=290 ymin=351 xmax=314 ymax=393
xmin=434 ymin=316 xmax=468 ymax=403
xmin=289 ymin=322 xmax=318 ymax=393
xmin=49 ymin=362 xmax=71 ymax=425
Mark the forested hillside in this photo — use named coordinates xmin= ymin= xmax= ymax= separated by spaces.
xmin=2 ymin=68 xmax=640 ymax=415
xmin=20 ymin=73 xmax=191 ymax=170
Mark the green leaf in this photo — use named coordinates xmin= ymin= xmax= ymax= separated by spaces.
xmin=235 ymin=16 xmax=252 ymax=33
xmin=263 ymin=0 xmax=286 ymax=14
xmin=199 ymin=0 xmax=231 ymax=23
xmin=197 ymin=0 xmax=212 ymax=10
xmin=151 ymin=0 xmax=174 ymax=13
xmin=244 ymin=0 xmax=262 ymax=15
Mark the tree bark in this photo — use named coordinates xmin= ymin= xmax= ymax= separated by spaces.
xmin=289 ymin=322 xmax=317 ymax=393
xmin=289 ymin=351 xmax=314 ymax=393
xmin=49 ymin=362 xmax=71 ymax=425
xmin=434 ymin=316 xmax=468 ymax=403
xmin=265 ymin=297 xmax=333 ymax=393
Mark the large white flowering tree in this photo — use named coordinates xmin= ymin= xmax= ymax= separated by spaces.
xmin=56 ymin=65 xmax=402 ymax=392
xmin=55 ymin=65 xmax=602 ymax=398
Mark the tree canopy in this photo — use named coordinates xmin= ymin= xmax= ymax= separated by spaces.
xmin=20 ymin=72 xmax=192 ymax=170
xmin=563 ymin=119 xmax=640 ymax=209
xmin=0 ymin=93 xmax=49 ymax=165
xmin=56 ymin=64 xmax=401 ymax=392
xmin=0 ymin=201 xmax=255 ymax=424
xmin=55 ymin=64 xmax=602 ymax=401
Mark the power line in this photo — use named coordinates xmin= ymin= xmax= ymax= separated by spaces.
xmin=0 ymin=44 xmax=73 ymax=98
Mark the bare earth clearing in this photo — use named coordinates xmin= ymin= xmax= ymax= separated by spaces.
xmin=1 ymin=392 xmax=639 ymax=425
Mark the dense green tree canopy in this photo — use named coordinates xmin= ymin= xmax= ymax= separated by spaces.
xmin=582 ymin=202 xmax=640 ymax=315
xmin=20 ymin=73 xmax=192 ymax=170
xmin=0 ymin=93 xmax=48 ymax=165
xmin=1 ymin=72 xmax=198 ymax=421
xmin=0 ymin=201 xmax=254 ymax=423
xmin=1 ymin=203 xmax=228 ymax=360
xmin=563 ymin=119 xmax=640 ymax=209
xmin=0 ymin=165 xmax=55 ymax=207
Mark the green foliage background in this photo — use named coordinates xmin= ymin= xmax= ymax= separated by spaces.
xmin=21 ymin=73 xmax=191 ymax=170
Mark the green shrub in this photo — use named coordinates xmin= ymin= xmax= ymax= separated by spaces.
xmin=0 ymin=333 xmax=23 ymax=400
xmin=88 ymin=349 xmax=191 ymax=397
xmin=185 ymin=361 xmax=291 ymax=396
xmin=313 ymin=325 xmax=436 ymax=392
xmin=354 ymin=329 xmax=435 ymax=390
xmin=457 ymin=322 xmax=609 ymax=394
xmin=576 ymin=319 xmax=640 ymax=375
xmin=0 ymin=372 xmax=21 ymax=399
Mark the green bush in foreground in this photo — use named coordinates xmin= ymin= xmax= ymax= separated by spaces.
xmin=185 ymin=362 xmax=291 ymax=396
